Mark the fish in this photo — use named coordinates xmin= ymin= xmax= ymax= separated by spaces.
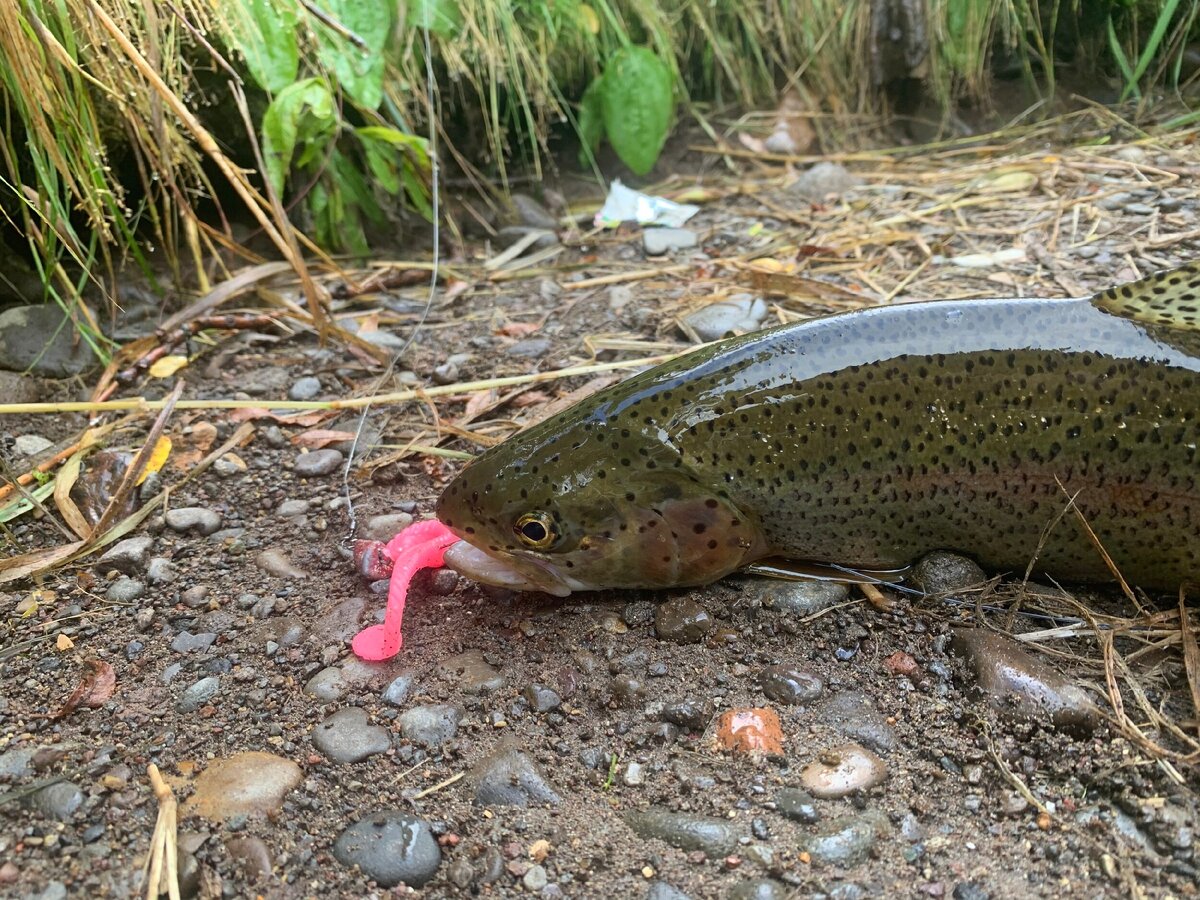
xmin=435 ymin=263 xmax=1200 ymax=596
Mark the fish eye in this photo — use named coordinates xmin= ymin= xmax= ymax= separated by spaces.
xmin=515 ymin=512 xmax=556 ymax=549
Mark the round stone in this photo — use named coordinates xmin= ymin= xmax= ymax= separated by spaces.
xmin=333 ymin=811 xmax=441 ymax=887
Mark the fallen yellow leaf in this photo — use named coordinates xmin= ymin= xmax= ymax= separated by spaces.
xmin=56 ymin=633 xmax=75 ymax=651
xmin=137 ymin=436 xmax=172 ymax=484
xmin=148 ymin=355 xmax=189 ymax=378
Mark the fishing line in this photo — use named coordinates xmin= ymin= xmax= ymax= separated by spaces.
xmin=342 ymin=26 xmax=441 ymax=540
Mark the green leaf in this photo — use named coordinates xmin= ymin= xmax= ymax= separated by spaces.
xmin=313 ymin=0 xmax=393 ymax=110
xmin=577 ymin=75 xmax=604 ymax=169
xmin=599 ymin=47 xmax=673 ymax=176
xmin=261 ymin=79 xmax=337 ymax=196
xmin=407 ymin=0 xmax=462 ymax=38
xmin=229 ymin=0 xmax=300 ymax=92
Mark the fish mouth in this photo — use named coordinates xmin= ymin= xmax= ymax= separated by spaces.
xmin=443 ymin=541 xmax=575 ymax=597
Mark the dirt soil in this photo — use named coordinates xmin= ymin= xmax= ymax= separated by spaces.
xmin=2 ymin=114 xmax=1199 ymax=900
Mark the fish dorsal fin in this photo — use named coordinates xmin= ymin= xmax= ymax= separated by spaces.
xmin=1091 ymin=262 xmax=1200 ymax=331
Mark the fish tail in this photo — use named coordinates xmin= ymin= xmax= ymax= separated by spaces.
xmin=1092 ymin=262 xmax=1200 ymax=332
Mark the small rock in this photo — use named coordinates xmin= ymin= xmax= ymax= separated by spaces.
xmin=333 ymin=811 xmax=441 ymax=888
xmin=256 ymin=549 xmax=308 ymax=579
xmin=728 ymin=880 xmax=782 ymax=900
xmin=952 ymin=882 xmax=991 ymax=900
xmin=626 ymin=808 xmax=740 ymax=856
xmin=790 ymin=162 xmax=862 ymax=201
xmin=288 ymin=376 xmax=322 ymax=401
xmin=662 ymin=699 xmax=712 ymax=731
xmin=647 ymin=883 xmax=693 ymax=900
xmin=382 ymin=673 xmax=415 ymax=706
xmin=950 ymin=629 xmax=1101 ymax=734
xmin=654 ymin=597 xmax=713 ymax=643
xmin=181 ymin=585 xmax=210 ymax=608
xmin=32 ymin=881 xmax=69 ymax=900
xmin=0 ymin=304 xmax=95 ymax=376
xmin=293 ymin=448 xmax=344 ymax=477
xmin=29 ymin=781 xmax=83 ymax=820
xmin=276 ymin=499 xmax=310 ymax=518
xmin=313 ymin=708 xmax=392 ymax=763
xmin=746 ymin=579 xmax=849 ymax=615
xmin=178 ymin=676 xmax=220 ymax=712
xmin=682 ymin=296 xmax=768 ymax=342
xmin=506 ymin=337 xmax=552 ymax=358
xmin=760 ymin=665 xmax=823 ymax=705
xmin=798 ymin=742 xmax=887 ymax=798
xmin=397 ymin=704 xmax=462 ymax=748
xmin=496 ymin=226 xmax=559 ymax=251
xmin=14 ymin=433 xmax=53 ymax=456
xmin=0 ymin=748 xmax=36 ymax=779
xmin=226 ymin=837 xmax=273 ymax=882
xmin=775 ymin=788 xmax=819 ymax=824
xmin=800 ymin=811 xmax=888 ymax=866
xmin=304 ymin=667 xmax=347 ymax=702
xmin=644 ymin=228 xmax=698 ymax=256
xmin=146 ymin=557 xmax=176 ymax=585
xmin=171 ymin=631 xmax=217 ymax=654
xmin=523 ymin=864 xmax=549 ymax=892
xmin=910 ymin=551 xmax=986 ymax=594
xmin=97 ymin=536 xmax=153 ymax=574
xmin=624 ymin=762 xmax=645 ymax=786
xmin=165 ymin=507 xmax=223 ymax=536
xmin=106 ymin=576 xmax=146 ymax=603
xmin=469 ymin=743 xmax=561 ymax=807
xmin=716 ymin=708 xmax=784 ymax=755
xmin=816 ymin=691 xmax=897 ymax=754
xmin=364 ymin=513 xmax=414 ymax=543
xmin=523 ymin=683 xmax=562 ymax=712
xmin=184 ymin=751 xmax=301 ymax=820
xmin=441 ymin=650 xmax=506 ymax=694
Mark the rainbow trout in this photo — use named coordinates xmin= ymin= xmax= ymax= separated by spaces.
xmin=436 ymin=264 xmax=1200 ymax=595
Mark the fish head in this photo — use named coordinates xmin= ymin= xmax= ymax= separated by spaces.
xmin=435 ymin=419 xmax=766 ymax=595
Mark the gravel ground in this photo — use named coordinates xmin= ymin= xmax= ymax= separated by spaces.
xmin=2 ymin=127 xmax=1199 ymax=899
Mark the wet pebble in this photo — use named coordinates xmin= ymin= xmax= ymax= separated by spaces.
xmin=816 ymin=691 xmax=897 ymax=754
xmin=184 ymin=751 xmax=301 ymax=820
xmin=661 ymin=699 xmax=711 ymax=731
xmin=523 ymin=683 xmax=562 ymax=712
xmin=146 ymin=557 xmax=176 ymax=584
xmin=364 ymin=512 xmax=414 ymax=543
xmin=654 ymin=597 xmax=713 ymax=643
xmin=29 ymin=781 xmax=83 ymax=820
xmin=256 ymin=549 xmax=308 ymax=579
xmin=106 ymin=576 xmax=145 ymax=603
xmin=952 ymin=882 xmax=991 ymax=900
xmin=165 ymin=506 xmax=222 ymax=536
xmin=748 ymin=579 xmax=849 ymax=616
xmin=775 ymin=788 xmax=819 ymax=824
xmin=333 ymin=811 xmax=441 ymax=887
xmin=304 ymin=667 xmax=347 ymax=702
xmin=910 ymin=551 xmax=985 ymax=594
xmin=800 ymin=811 xmax=888 ymax=865
xmin=759 ymin=665 xmax=823 ymax=705
xmin=382 ymin=673 xmax=415 ymax=706
xmin=469 ymin=743 xmax=561 ymax=806
xmin=288 ymin=376 xmax=322 ymax=401
xmin=97 ymin=536 xmax=153 ymax=574
xmin=441 ymin=650 xmax=506 ymax=694
xmin=626 ymin=808 xmax=740 ymax=855
xmin=682 ymin=296 xmax=768 ymax=342
xmin=717 ymin=707 xmax=785 ymax=755
xmin=950 ymin=629 xmax=1100 ymax=733
xmin=178 ymin=676 xmax=220 ymax=712
xmin=728 ymin=880 xmax=783 ymax=900
xmin=293 ymin=448 xmax=343 ymax=477
xmin=799 ymin=742 xmax=887 ymax=798
xmin=313 ymin=708 xmax=392 ymax=763
xmin=226 ymin=836 xmax=273 ymax=882
xmin=397 ymin=704 xmax=461 ymax=748
xmin=644 ymin=227 xmax=698 ymax=256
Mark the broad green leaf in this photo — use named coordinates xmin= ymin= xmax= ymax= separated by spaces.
xmin=313 ymin=0 xmax=393 ymax=110
xmin=227 ymin=0 xmax=299 ymax=92
xmin=577 ymin=75 xmax=604 ymax=169
xmin=261 ymin=79 xmax=336 ymax=196
xmin=599 ymin=47 xmax=673 ymax=176
xmin=407 ymin=0 xmax=462 ymax=38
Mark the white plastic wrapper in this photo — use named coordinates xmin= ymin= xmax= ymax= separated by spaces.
xmin=594 ymin=180 xmax=700 ymax=229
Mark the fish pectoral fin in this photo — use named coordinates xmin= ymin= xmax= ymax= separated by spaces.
xmin=1091 ymin=262 xmax=1200 ymax=332
xmin=740 ymin=557 xmax=909 ymax=584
